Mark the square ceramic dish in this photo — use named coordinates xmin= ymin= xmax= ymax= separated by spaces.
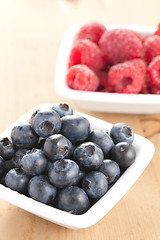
xmin=55 ymin=24 xmax=160 ymax=114
xmin=0 ymin=104 xmax=155 ymax=229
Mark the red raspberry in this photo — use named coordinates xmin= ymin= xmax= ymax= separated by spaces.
xmin=148 ymin=55 xmax=160 ymax=87
xmin=77 ymin=22 xmax=106 ymax=44
xmin=143 ymin=35 xmax=160 ymax=64
xmin=154 ymin=23 xmax=160 ymax=36
xmin=66 ymin=64 xmax=99 ymax=91
xmin=140 ymin=75 xmax=152 ymax=94
xmin=99 ymin=29 xmax=143 ymax=64
xmin=108 ymin=59 xmax=146 ymax=94
xmin=68 ymin=39 xmax=106 ymax=72
xmin=96 ymin=71 xmax=114 ymax=92
xmin=151 ymin=86 xmax=160 ymax=94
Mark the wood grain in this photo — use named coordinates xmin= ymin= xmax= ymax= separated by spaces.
xmin=0 ymin=0 xmax=160 ymax=239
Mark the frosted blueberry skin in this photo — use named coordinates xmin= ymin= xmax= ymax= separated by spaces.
xmin=0 ymin=137 xmax=16 ymax=160
xmin=57 ymin=186 xmax=90 ymax=215
xmin=110 ymin=142 xmax=136 ymax=169
xmin=82 ymin=171 xmax=108 ymax=199
xmin=98 ymin=159 xmax=120 ymax=184
xmin=32 ymin=109 xmax=62 ymax=138
xmin=48 ymin=159 xmax=79 ymax=188
xmin=21 ymin=149 xmax=48 ymax=176
xmin=5 ymin=168 xmax=30 ymax=193
xmin=52 ymin=103 xmax=73 ymax=118
xmin=74 ymin=142 xmax=104 ymax=171
xmin=110 ymin=122 xmax=134 ymax=144
xmin=12 ymin=149 xmax=28 ymax=168
xmin=0 ymin=156 xmax=4 ymax=176
xmin=43 ymin=134 xmax=73 ymax=162
xmin=88 ymin=130 xmax=114 ymax=157
xmin=29 ymin=109 xmax=40 ymax=125
xmin=11 ymin=123 xmax=39 ymax=149
xmin=28 ymin=175 xmax=57 ymax=205
xmin=60 ymin=115 xmax=91 ymax=143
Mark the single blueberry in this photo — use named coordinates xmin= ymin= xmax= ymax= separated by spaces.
xmin=52 ymin=103 xmax=73 ymax=117
xmin=11 ymin=123 xmax=39 ymax=149
xmin=60 ymin=115 xmax=90 ymax=143
xmin=12 ymin=149 xmax=28 ymax=168
xmin=88 ymin=130 xmax=114 ymax=157
xmin=29 ymin=109 xmax=40 ymax=125
xmin=110 ymin=142 xmax=136 ymax=168
xmin=82 ymin=171 xmax=108 ymax=199
xmin=28 ymin=175 xmax=57 ymax=205
xmin=57 ymin=186 xmax=90 ymax=215
xmin=5 ymin=168 xmax=30 ymax=193
xmin=74 ymin=142 xmax=104 ymax=171
xmin=48 ymin=159 xmax=79 ymax=188
xmin=32 ymin=109 xmax=61 ymax=138
xmin=0 ymin=156 xmax=4 ymax=176
xmin=43 ymin=134 xmax=73 ymax=161
xmin=98 ymin=159 xmax=120 ymax=184
xmin=0 ymin=137 xmax=16 ymax=160
xmin=21 ymin=148 xmax=48 ymax=176
xmin=110 ymin=122 xmax=134 ymax=144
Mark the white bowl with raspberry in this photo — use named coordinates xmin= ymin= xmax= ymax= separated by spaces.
xmin=55 ymin=23 xmax=160 ymax=114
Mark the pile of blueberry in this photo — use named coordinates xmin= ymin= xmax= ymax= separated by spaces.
xmin=0 ymin=103 xmax=136 ymax=215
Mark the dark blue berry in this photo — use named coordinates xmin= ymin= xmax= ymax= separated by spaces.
xmin=5 ymin=168 xmax=30 ymax=193
xmin=21 ymin=149 xmax=48 ymax=176
xmin=11 ymin=123 xmax=39 ymax=149
xmin=88 ymin=130 xmax=114 ymax=157
xmin=60 ymin=115 xmax=90 ymax=143
xmin=48 ymin=159 xmax=79 ymax=188
xmin=52 ymin=103 xmax=73 ymax=117
xmin=0 ymin=137 xmax=16 ymax=160
xmin=0 ymin=156 xmax=4 ymax=176
xmin=82 ymin=171 xmax=108 ymax=199
xmin=98 ymin=159 xmax=120 ymax=184
xmin=72 ymin=170 xmax=85 ymax=186
xmin=43 ymin=134 xmax=73 ymax=161
xmin=110 ymin=142 xmax=136 ymax=168
xmin=57 ymin=186 xmax=90 ymax=215
xmin=74 ymin=142 xmax=104 ymax=171
xmin=110 ymin=122 xmax=134 ymax=144
xmin=12 ymin=149 xmax=28 ymax=168
xmin=28 ymin=175 xmax=57 ymax=204
xmin=32 ymin=109 xmax=61 ymax=138
xmin=29 ymin=109 xmax=40 ymax=125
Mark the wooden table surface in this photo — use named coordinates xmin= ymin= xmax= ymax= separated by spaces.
xmin=0 ymin=1 xmax=160 ymax=239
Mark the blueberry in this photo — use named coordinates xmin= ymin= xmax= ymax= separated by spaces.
xmin=74 ymin=142 xmax=104 ymax=171
xmin=57 ymin=186 xmax=90 ymax=215
xmin=0 ymin=156 xmax=4 ymax=176
xmin=48 ymin=159 xmax=79 ymax=188
xmin=12 ymin=149 xmax=28 ymax=168
xmin=29 ymin=109 xmax=40 ymax=125
xmin=32 ymin=109 xmax=61 ymax=138
xmin=110 ymin=142 xmax=136 ymax=168
xmin=52 ymin=103 xmax=73 ymax=117
xmin=5 ymin=168 xmax=30 ymax=193
xmin=82 ymin=171 xmax=108 ymax=199
xmin=43 ymin=134 xmax=73 ymax=161
xmin=21 ymin=149 xmax=48 ymax=176
xmin=0 ymin=137 xmax=16 ymax=160
xmin=72 ymin=170 xmax=85 ymax=186
xmin=98 ymin=159 xmax=120 ymax=184
xmin=60 ymin=115 xmax=90 ymax=143
xmin=110 ymin=122 xmax=134 ymax=144
xmin=11 ymin=123 xmax=39 ymax=149
xmin=28 ymin=175 xmax=57 ymax=204
xmin=88 ymin=130 xmax=114 ymax=157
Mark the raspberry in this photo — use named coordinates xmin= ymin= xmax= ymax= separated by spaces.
xmin=66 ymin=64 xmax=99 ymax=91
xmin=77 ymin=22 xmax=106 ymax=44
xmin=99 ymin=29 xmax=143 ymax=64
xmin=151 ymin=86 xmax=160 ymax=94
xmin=148 ymin=55 xmax=160 ymax=87
xmin=143 ymin=35 xmax=160 ymax=63
xmin=68 ymin=39 xmax=106 ymax=72
xmin=154 ymin=23 xmax=160 ymax=36
xmin=96 ymin=71 xmax=114 ymax=92
xmin=108 ymin=59 xmax=146 ymax=94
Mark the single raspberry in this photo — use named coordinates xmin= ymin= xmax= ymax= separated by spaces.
xmin=99 ymin=29 xmax=143 ymax=64
xmin=151 ymin=86 xmax=160 ymax=94
xmin=68 ymin=39 xmax=106 ymax=72
xmin=148 ymin=55 xmax=160 ymax=87
xmin=77 ymin=22 xmax=106 ymax=44
xmin=143 ymin=35 xmax=160 ymax=64
xmin=108 ymin=59 xmax=146 ymax=94
xmin=154 ymin=23 xmax=160 ymax=36
xmin=66 ymin=64 xmax=99 ymax=91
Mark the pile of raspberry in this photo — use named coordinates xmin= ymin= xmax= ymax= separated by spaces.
xmin=66 ymin=22 xmax=160 ymax=94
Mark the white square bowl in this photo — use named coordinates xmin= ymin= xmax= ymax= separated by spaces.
xmin=0 ymin=104 xmax=155 ymax=229
xmin=55 ymin=24 xmax=160 ymax=114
